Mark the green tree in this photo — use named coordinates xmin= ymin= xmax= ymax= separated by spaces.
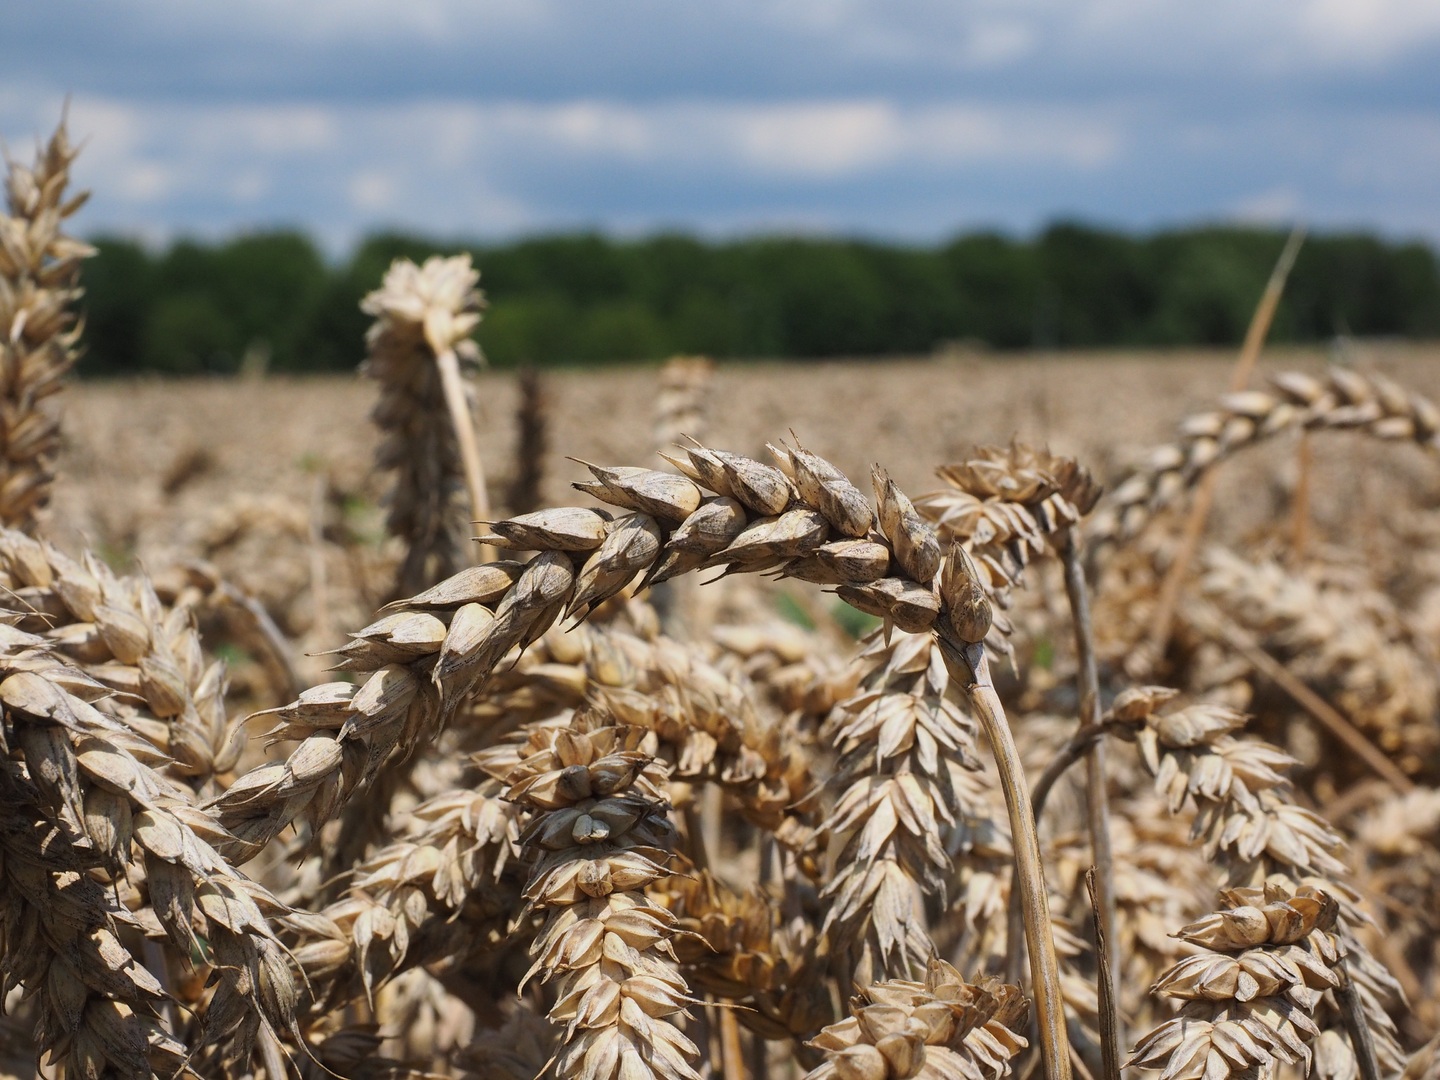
xmin=81 ymin=237 xmax=156 ymax=374
xmin=141 ymin=293 xmax=236 ymax=374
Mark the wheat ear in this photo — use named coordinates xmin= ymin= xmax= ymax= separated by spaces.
xmin=1130 ymin=883 xmax=1347 ymax=1080
xmin=1086 ymin=368 xmax=1440 ymax=558
xmin=0 ymin=120 xmax=92 ymax=533
xmin=1195 ymin=548 xmax=1432 ymax=781
xmin=1112 ymin=689 xmax=1406 ymax=1078
xmin=210 ymin=438 xmax=1074 ymax=1080
xmin=490 ymin=707 xmax=701 ymax=1080
xmin=0 ymin=626 xmax=301 ymax=1068
xmin=805 ymin=961 xmax=1028 ymax=1080
xmin=362 ymin=254 xmax=490 ymax=594
xmin=0 ymin=528 xmax=241 ymax=790
xmin=817 ymin=627 xmax=997 ymax=985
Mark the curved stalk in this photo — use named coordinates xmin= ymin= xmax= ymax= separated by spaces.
xmin=939 ymin=634 xmax=1073 ymax=1080
xmin=1061 ymin=531 xmax=1121 ymax=1079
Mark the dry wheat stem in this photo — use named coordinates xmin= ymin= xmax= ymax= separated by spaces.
xmin=938 ymin=636 xmax=1072 ymax=1080
xmin=1082 ymin=870 xmax=1119 ymax=1080
xmin=436 ymin=344 xmax=492 ymax=554
xmin=1058 ymin=532 xmax=1120 ymax=1070
xmin=1336 ymin=963 xmax=1384 ymax=1080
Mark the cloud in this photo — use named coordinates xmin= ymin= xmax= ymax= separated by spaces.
xmin=7 ymin=1 xmax=1439 ymax=107
xmin=1230 ymin=185 xmax=1304 ymax=224
xmin=1 ymin=1 xmax=1436 ymax=245
xmin=1298 ymin=0 xmax=1440 ymax=67
xmin=29 ymin=93 xmax=1129 ymax=247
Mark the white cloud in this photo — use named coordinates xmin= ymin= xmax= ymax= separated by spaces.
xmin=713 ymin=102 xmax=901 ymax=177
xmin=1299 ymin=0 xmax=1440 ymax=66
xmin=1230 ymin=185 xmax=1303 ymax=223
xmin=347 ymin=169 xmax=396 ymax=212
xmin=13 ymin=92 xmax=1134 ymax=246
xmin=228 ymin=170 xmax=269 ymax=202
xmin=57 ymin=92 xmax=1125 ymax=197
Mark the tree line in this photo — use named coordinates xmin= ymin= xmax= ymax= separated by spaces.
xmin=80 ymin=224 xmax=1440 ymax=375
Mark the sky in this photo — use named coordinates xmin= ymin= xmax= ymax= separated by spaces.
xmin=4 ymin=1 xmax=1440 ymax=253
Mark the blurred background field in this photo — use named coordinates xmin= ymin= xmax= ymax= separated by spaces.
xmin=52 ymin=341 xmax=1440 ymax=575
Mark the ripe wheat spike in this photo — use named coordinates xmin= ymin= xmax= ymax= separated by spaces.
xmin=0 ymin=121 xmax=92 ymax=532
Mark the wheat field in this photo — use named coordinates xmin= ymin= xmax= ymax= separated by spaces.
xmin=4 ymin=124 xmax=1440 ymax=1080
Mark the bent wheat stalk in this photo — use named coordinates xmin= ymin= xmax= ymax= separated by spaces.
xmin=1140 ymin=226 xmax=1304 ymax=672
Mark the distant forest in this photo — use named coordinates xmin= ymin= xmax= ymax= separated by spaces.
xmin=80 ymin=224 xmax=1440 ymax=375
